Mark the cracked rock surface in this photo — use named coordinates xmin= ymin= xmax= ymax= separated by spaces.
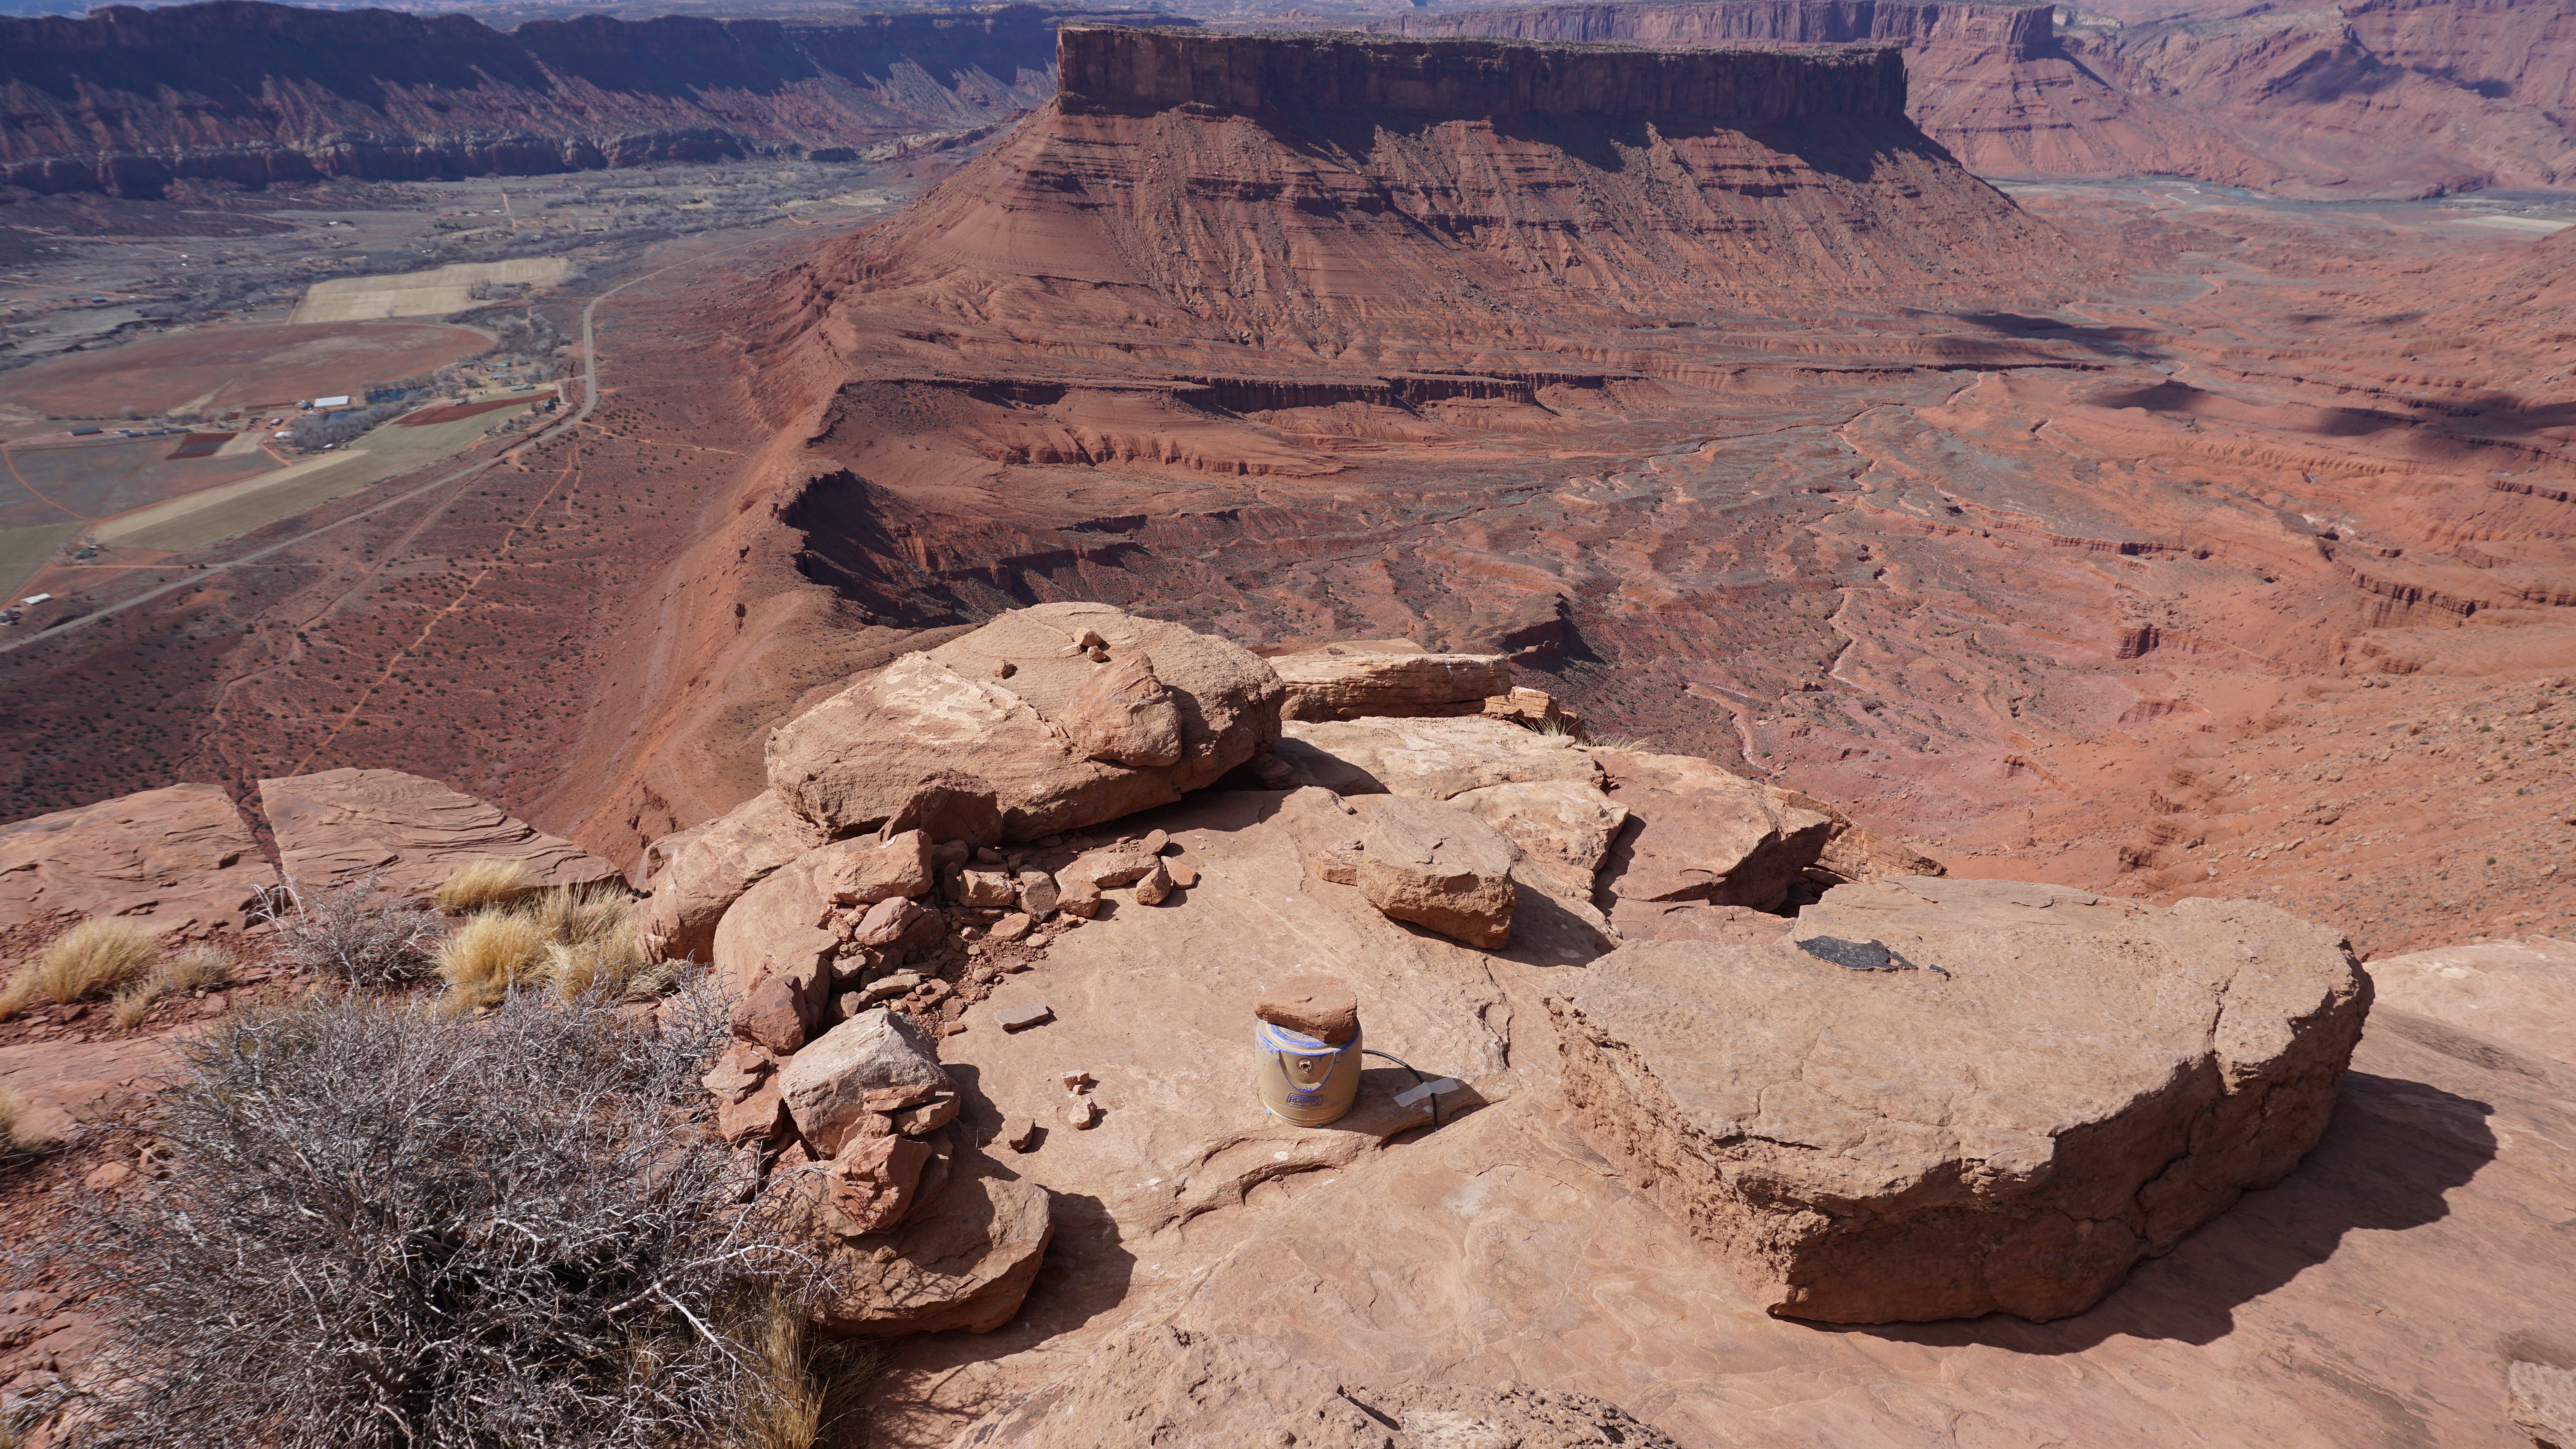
xmin=1546 ymin=875 xmax=2370 ymax=1322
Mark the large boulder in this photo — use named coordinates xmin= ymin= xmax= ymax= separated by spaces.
xmin=1269 ymin=642 xmax=1512 ymax=723
xmin=1544 ymin=876 xmax=2369 ymax=1323
xmin=257 ymin=768 xmax=621 ymax=901
xmin=639 ymin=790 xmax=826 ymax=963
xmin=766 ymin=602 xmax=1282 ymax=842
xmin=1593 ymin=750 xmax=1838 ymax=916
xmin=1357 ymin=797 xmax=1519 ymax=948
xmin=0 ymin=783 xmax=276 ymax=936
xmin=812 ymin=1142 xmax=1053 ymax=1337
xmin=1274 ymin=715 xmax=1600 ymax=800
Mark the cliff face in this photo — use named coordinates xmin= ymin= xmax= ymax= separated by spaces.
xmin=1345 ymin=0 xmax=2576 ymax=197
xmin=1055 ymin=24 xmax=1908 ymax=121
xmin=1367 ymin=0 xmax=2053 ymax=62
xmin=820 ymin=24 xmax=2047 ymax=347
xmin=0 ymin=0 xmax=1151 ymax=197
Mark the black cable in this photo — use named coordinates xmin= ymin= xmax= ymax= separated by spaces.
xmin=1362 ymin=1048 xmax=1440 ymax=1130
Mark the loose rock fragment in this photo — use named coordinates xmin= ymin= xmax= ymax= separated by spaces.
xmin=1066 ymin=1100 xmax=1100 ymax=1130
xmin=990 ymin=912 xmax=1033 ymax=943
xmin=1133 ymin=860 xmax=1175 ymax=905
xmin=778 ymin=1008 xmax=951 ymax=1157
xmin=1255 ymin=973 xmax=1358 ymax=1045
xmin=996 ymin=1001 xmax=1054 ymax=1031
xmin=999 ymin=1116 xmax=1039 ymax=1152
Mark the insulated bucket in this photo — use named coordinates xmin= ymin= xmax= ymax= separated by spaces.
xmin=1256 ymin=1017 xmax=1363 ymax=1126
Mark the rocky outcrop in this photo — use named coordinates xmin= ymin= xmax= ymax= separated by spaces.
xmin=1594 ymin=750 xmax=1839 ymax=919
xmin=639 ymin=789 xmax=826 ymax=964
xmin=0 ymin=783 xmax=274 ymax=937
xmin=2362 ymin=936 xmax=2576 ymax=1071
xmin=1452 ymin=779 xmax=1628 ymax=894
xmin=779 ymin=1007 xmax=952 ymax=1157
xmin=1364 ymin=0 xmax=2053 ymax=57
xmin=1270 ymin=643 xmax=1513 ymax=723
xmin=1056 ymin=24 xmax=1909 ymax=121
xmin=256 ymin=768 xmax=621 ymax=901
xmin=1546 ymin=876 xmax=2370 ymax=1322
xmin=766 ymin=603 xmax=1283 ymax=842
xmin=1275 ymin=716 xmax=1601 ymax=801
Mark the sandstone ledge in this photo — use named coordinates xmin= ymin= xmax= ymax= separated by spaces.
xmin=1546 ymin=877 xmax=2369 ymax=1322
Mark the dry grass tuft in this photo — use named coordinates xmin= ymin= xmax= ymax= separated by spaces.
xmin=731 ymin=1292 xmax=885 ymax=1449
xmin=435 ymin=910 xmax=550 ymax=1010
xmin=440 ymin=882 xmax=661 ymax=1012
xmin=1583 ymin=734 xmax=1655 ymax=754
xmin=434 ymin=857 xmax=538 ymax=914
xmin=112 ymin=943 xmax=237 ymax=1030
xmin=2 ymin=919 xmax=165 ymax=1018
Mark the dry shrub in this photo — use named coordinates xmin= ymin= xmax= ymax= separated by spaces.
xmin=435 ymin=857 xmax=538 ymax=914
xmin=256 ymin=877 xmax=445 ymax=988
xmin=111 ymin=943 xmax=236 ymax=1030
xmin=4 ymin=919 xmax=164 ymax=1016
xmin=42 ymin=988 xmax=805 ymax=1449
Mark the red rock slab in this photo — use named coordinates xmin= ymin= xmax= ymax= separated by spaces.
xmin=0 ymin=783 xmax=274 ymax=937
xmin=0 ymin=1034 xmax=177 ymax=1146
xmin=907 ymin=997 xmax=2570 ymax=1449
xmin=256 ymin=767 xmax=621 ymax=901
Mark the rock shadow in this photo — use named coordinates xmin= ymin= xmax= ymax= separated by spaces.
xmin=1832 ymin=1071 xmax=2497 ymax=1352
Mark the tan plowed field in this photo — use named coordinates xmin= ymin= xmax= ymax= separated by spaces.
xmin=0 ymin=319 xmax=493 ymax=418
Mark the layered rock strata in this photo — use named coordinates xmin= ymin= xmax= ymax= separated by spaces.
xmin=1056 ymin=23 xmax=1908 ymax=121
xmin=0 ymin=0 xmax=1135 ymax=196
xmin=0 ymin=783 xmax=274 ymax=937
xmin=1546 ymin=876 xmax=2371 ymax=1322
xmin=1270 ymin=643 xmax=1511 ymax=724
xmin=257 ymin=767 xmax=621 ymax=901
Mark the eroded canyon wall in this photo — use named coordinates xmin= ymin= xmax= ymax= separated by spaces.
xmin=0 ymin=0 xmax=1153 ymax=196
xmin=1344 ymin=0 xmax=2576 ymax=197
xmin=1056 ymin=23 xmax=1910 ymax=119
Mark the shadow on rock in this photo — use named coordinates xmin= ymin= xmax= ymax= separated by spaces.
xmin=1842 ymin=1071 xmax=2497 ymax=1352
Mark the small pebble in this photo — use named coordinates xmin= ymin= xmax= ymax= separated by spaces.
xmin=1066 ymin=1100 xmax=1100 ymax=1130
xmin=1062 ymin=1069 xmax=1092 ymax=1094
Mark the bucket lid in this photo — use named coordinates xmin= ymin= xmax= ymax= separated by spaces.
xmin=1258 ymin=1019 xmax=1355 ymax=1055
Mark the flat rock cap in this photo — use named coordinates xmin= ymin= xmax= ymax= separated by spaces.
xmin=1256 ymin=973 xmax=1359 ymax=1044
